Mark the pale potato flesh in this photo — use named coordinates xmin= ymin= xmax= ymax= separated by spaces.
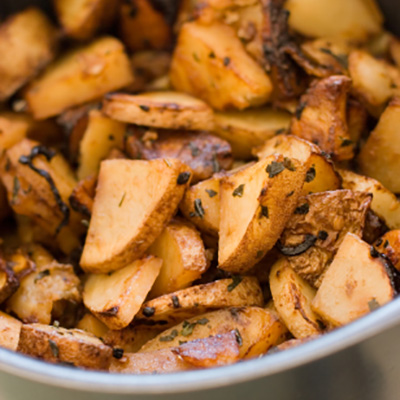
xmin=0 ymin=311 xmax=22 ymax=351
xmin=76 ymin=313 xmax=109 ymax=339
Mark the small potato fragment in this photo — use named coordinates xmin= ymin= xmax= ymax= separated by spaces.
xmin=0 ymin=311 xmax=22 ymax=351
xmin=270 ymin=259 xmax=323 ymax=339
xmin=375 ymin=231 xmax=400 ymax=271
xmin=340 ymin=169 xmax=400 ymax=230
xmin=24 ymin=37 xmax=134 ymax=120
xmin=312 ymin=233 xmax=395 ymax=327
xmin=253 ymin=134 xmax=341 ymax=195
xmin=80 ymin=159 xmax=191 ymax=273
xmin=170 ymin=21 xmax=272 ymax=110
xmin=213 ymin=108 xmax=291 ymax=159
xmin=83 ymin=256 xmax=162 ymax=330
xmin=290 ymin=75 xmax=354 ymax=161
xmin=103 ymin=92 xmax=215 ymax=131
xmin=148 ymin=219 xmax=208 ymax=298
xmin=218 ymin=154 xmax=307 ymax=274
xmin=0 ymin=8 xmax=58 ymax=101
xmin=358 ymin=99 xmax=400 ymax=194
xmin=18 ymin=324 xmax=112 ymax=370
xmin=76 ymin=314 xmax=109 ymax=339
xmin=69 ymin=175 xmax=97 ymax=217
xmin=140 ymin=307 xmax=288 ymax=359
xmin=137 ymin=277 xmax=263 ymax=327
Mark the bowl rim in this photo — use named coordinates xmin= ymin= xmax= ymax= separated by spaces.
xmin=1 ymin=296 xmax=400 ymax=395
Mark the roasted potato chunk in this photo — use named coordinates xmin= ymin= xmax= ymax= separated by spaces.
xmin=24 ymin=37 xmax=134 ymax=119
xmin=219 ymin=154 xmax=307 ymax=274
xmin=148 ymin=219 xmax=208 ymax=298
xmin=170 ymin=21 xmax=272 ymax=110
xmin=80 ymin=159 xmax=191 ymax=273
xmin=83 ymin=256 xmax=162 ymax=329
xmin=76 ymin=313 xmax=109 ymax=339
xmin=312 ymin=233 xmax=395 ymax=327
xmin=375 ymin=230 xmax=400 ymax=271
xmin=290 ymin=75 xmax=354 ymax=161
xmin=137 ymin=277 xmax=263 ymax=327
xmin=0 ymin=311 xmax=22 ymax=351
xmin=125 ymin=128 xmax=232 ymax=183
xmin=270 ymin=259 xmax=323 ymax=339
xmin=18 ymin=324 xmax=112 ymax=370
xmin=0 ymin=8 xmax=58 ymax=101
xmin=279 ymin=190 xmax=372 ymax=287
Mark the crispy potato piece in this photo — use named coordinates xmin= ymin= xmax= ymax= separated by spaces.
xmin=137 ymin=277 xmax=263 ymax=327
xmin=312 ymin=233 xmax=395 ymax=327
xmin=270 ymin=259 xmax=323 ymax=339
xmin=218 ymin=154 xmax=307 ymax=274
xmin=24 ymin=37 xmax=134 ymax=120
xmin=76 ymin=313 xmax=109 ymax=339
xmin=140 ymin=307 xmax=288 ymax=359
xmin=0 ymin=258 xmax=19 ymax=305
xmin=253 ymin=134 xmax=341 ymax=195
xmin=76 ymin=110 xmax=126 ymax=180
xmin=54 ymin=0 xmax=119 ymax=41
xmin=280 ymin=190 xmax=372 ymax=287
xmin=83 ymin=256 xmax=162 ymax=330
xmin=103 ymin=92 xmax=215 ymax=131
xmin=170 ymin=21 xmax=272 ymax=110
xmin=285 ymin=0 xmax=383 ymax=41
xmin=69 ymin=175 xmax=96 ymax=217
xmin=0 ymin=311 xmax=22 ymax=351
xmin=18 ymin=324 xmax=112 ymax=370
xmin=213 ymin=108 xmax=291 ymax=160
xmin=125 ymin=128 xmax=232 ymax=183
xmin=358 ymin=99 xmax=400 ymax=193
xmin=119 ymin=0 xmax=173 ymax=52
xmin=80 ymin=159 xmax=191 ymax=273
xmin=290 ymin=75 xmax=354 ymax=161
xmin=148 ymin=219 xmax=208 ymax=298
xmin=0 ymin=8 xmax=58 ymax=101
xmin=375 ymin=230 xmax=400 ymax=271
xmin=340 ymin=169 xmax=400 ymax=230
xmin=6 ymin=247 xmax=81 ymax=324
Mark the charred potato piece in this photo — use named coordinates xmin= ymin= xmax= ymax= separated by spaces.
xmin=24 ymin=37 xmax=134 ymax=119
xmin=80 ymin=159 xmax=191 ymax=273
xmin=279 ymin=190 xmax=372 ymax=287
xmin=137 ymin=277 xmax=263 ymax=327
xmin=18 ymin=324 xmax=112 ymax=370
xmin=0 ymin=8 xmax=58 ymax=101
xmin=69 ymin=175 xmax=97 ymax=217
xmin=375 ymin=230 xmax=400 ymax=271
xmin=312 ymin=233 xmax=395 ymax=327
xmin=0 ymin=311 xmax=22 ymax=351
xmin=358 ymin=98 xmax=400 ymax=194
xmin=125 ymin=128 xmax=232 ymax=183
xmin=148 ymin=219 xmax=208 ymax=298
xmin=83 ymin=256 xmax=162 ymax=330
xmin=290 ymin=75 xmax=354 ymax=161
xmin=76 ymin=313 xmax=109 ymax=339
xmin=54 ymin=0 xmax=119 ymax=41
xmin=218 ymin=154 xmax=307 ymax=274
xmin=270 ymin=259 xmax=323 ymax=339
xmin=170 ymin=21 xmax=272 ymax=110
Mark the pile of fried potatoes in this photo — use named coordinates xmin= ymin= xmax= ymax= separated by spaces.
xmin=1 ymin=0 xmax=400 ymax=374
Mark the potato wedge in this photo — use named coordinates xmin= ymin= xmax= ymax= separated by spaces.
xmin=140 ymin=307 xmax=288 ymax=359
xmin=80 ymin=159 xmax=191 ymax=273
xmin=0 ymin=311 xmax=22 ymax=351
xmin=170 ymin=21 xmax=272 ymax=110
xmin=280 ymin=190 xmax=372 ymax=287
xmin=0 ymin=8 xmax=58 ymax=101
xmin=18 ymin=324 xmax=112 ymax=370
xmin=213 ymin=108 xmax=291 ymax=160
xmin=69 ymin=175 xmax=96 ymax=218
xmin=137 ymin=277 xmax=263 ymax=327
xmin=148 ymin=219 xmax=208 ymax=298
xmin=125 ymin=128 xmax=232 ymax=183
xmin=54 ymin=0 xmax=119 ymax=41
xmin=24 ymin=37 xmax=134 ymax=120
xmin=289 ymin=75 xmax=354 ymax=161
xmin=76 ymin=313 xmax=109 ymax=339
xmin=83 ymin=256 xmax=162 ymax=330
xmin=270 ymin=259 xmax=323 ymax=339
xmin=375 ymin=230 xmax=400 ymax=271
xmin=218 ymin=154 xmax=307 ymax=274
xmin=340 ymin=169 xmax=400 ymax=230
xmin=103 ymin=92 xmax=214 ymax=131
xmin=312 ymin=233 xmax=395 ymax=327
xmin=358 ymin=98 xmax=400 ymax=193
xmin=253 ymin=134 xmax=341 ymax=195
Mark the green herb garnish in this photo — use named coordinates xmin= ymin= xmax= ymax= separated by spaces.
xmin=48 ymin=339 xmax=59 ymax=358
xmin=232 ymin=184 xmax=245 ymax=197
xmin=266 ymin=161 xmax=285 ymax=178
xmin=305 ymin=167 xmax=316 ymax=183
xmin=34 ymin=269 xmax=50 ymax=283
xmin=259 ymin=205 xmax=269 ymax=219
xmin=118 ymin=192 xmax=126 ymax=207
xmin=159 ymin=329 xmax=178 ymax=342
xmin=228 ymin=275 xmax=242 ymax=292
xmin=206 ymin=189 xmax=217 ymax=198
xmin=294 ymin=203 xmax=310 ymax=215
xmin=368 ymin=298 xmax=380 ymax=312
